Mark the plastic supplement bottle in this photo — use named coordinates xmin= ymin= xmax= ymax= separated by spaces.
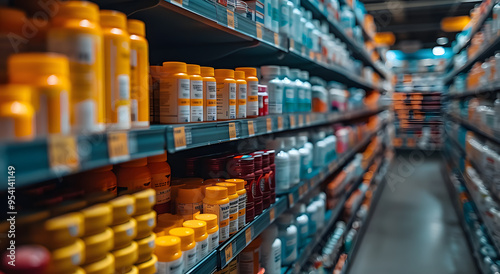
xmin=215 ymin=69 xmax=237 ymax=120
xmin=235 ymin=71 xmax=247 ymax=118
xmin=261 ymin=66 xmax=283 ymax=114
xmin=277 ymin=213 xmax=297 ymax=266
xmin=301 ymin=71 xmax=312 ymax=112
xmin=116 ymin=158 xmax=152 ymax=193
xmin=200 ymin=67 xmax=217 ymax=121
xmin=216 ymin=183 xmax=240 ymax=235
xmin=225 ymin=179 xmax=247 ymax=229
xmin=127 ymin=19 xmax=149 ymax=128
xmin=194 ymin=214 xmax=219 ymax=252
xmin=161 ymin=62 xmax=190 ymax=123
xmin=0 ymin=84 xmax=34 ymax=141
xmin=258 ymin=84 xmax=269 ymax=116
xmin=169 ymin=227 xmax=196 ymax=271
xmin=235 ymin=67 xmax=259 ymax=118
xmin=239 ymin=236 xmax=262 ymax=274
xmin=284 ymin=137 xmax=300 ymax=187
xmin=155 ymin=236 xmax=183 ymax=274
xmin=147 ymin=152 xmax=171 ymax=214
xmin=261 ymin=224 xmax=282 ymax=274
xmin=280 ymin=66 xmax=296 ymax=113
xmin=47 ymin=1 xmax=104 ymax=132
xmin=203 ymin=186 xmax=230 ymax=242
xmin=100 ymin=10 xmax=131 ymax=130
xmin=290 ymin=69 xmax=304 ymax=112
xmin=274 ymin=138 xmax=290 ymax=194
xmin=291 ymin=203 xmax=309 ymax=249
xmin=187 ymin=64 xmax=204 ymax=122
xmin=183 ymin=220 xmax=209 ymax=262
xmin=176 ymin=186 xmax=203 ymax=220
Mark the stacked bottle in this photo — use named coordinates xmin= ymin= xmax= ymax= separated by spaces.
xmin=194 ymin=214 xmax=219 ymax=252
xmin=183 ymin=220 xmax=209 ymax=262
xmin=216 ymin=183 xmax=240 ymax=235
xmin=155 ymin=235 xmax=183 ymax=274
xmin=147 ymin=152 xmax=172 ymax=214
xmin=229 ymin=156 xmax=256 ymax=223
xmin=250 ymin=153 xmax=264 ymax=215
xmin=131 ymin=190 xmax=157 ymax=273
xmin=203 ymin=186 xmax=231 ymax=243
xmin=225 ymin=179 xmax=247 ymax=229
xmin=115 ymin=158 xmax=152 ymax=193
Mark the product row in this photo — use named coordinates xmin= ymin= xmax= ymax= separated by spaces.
xmin=448 ymin=96 xmax=500 ymax=133
xmin=451 ymin=51 xmax=500 ymax=93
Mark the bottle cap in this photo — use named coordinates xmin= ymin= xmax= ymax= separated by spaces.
xmin=46 ymin=239 xmax=84 ymax=273
xmin=290 ymin=69 xmax=301 ymax=80
xmin=131 ymin=189 xmax=156 ymax=216
xmin=187 ymin=64 xmax=201 ymax=75
xmin=136 ymin=254 xmax=157 ymax=274
xmin=168 ymin=228 xmax=195 ymax=251
xmin=82 ymin=253 xmax=114 ymax=274
xmin=127 ymin=19 xmax=145 ymax=36
xmin=177 ymin=185 xmax=204 ymax=203
xmin=215 ymin=69 xmax=235 ymax=78
xmin=216 ymin=183 xmax=237 ymax=195
xmin=183 ymin=220 xmax=208 ymax=242
xmin=82 ymin=228 xmax=113 ymax=264
xmin=301 ymin=70 xmax=309 ymax=80
xmin=225 ymin=179 xmax=246 ymax=191
xmin=154 ymin=236 xmax=182 ymax=262
xmin=260 ymin=66 xmax=280 ymax=77
xmin=119 ymin=158 xmax=148 ymax=167
xmin=111 ymin=242 xmax=139 ymax=271
xmin=0 ymin=84 xmax=32 ymax=103
xmin=100 ymin=10 xmax=127 ymax=29
xmin=163 ymin=62 xmax=187 ymax=73
xmin=0 ymin=7 xmax=26 ymax=34
xmin=109 ymin=195 xmax=136 ymax=225
xmin=200 ymin=67 xmax=215 ymax=77
xmin=157 ymin=213 xmax=184 ymax=228
xmin=134 ymin=211 xmax=157 ymax=240
xmin=279 ymin=66 xmax=290 ymax=77
xmin=8 ymin=53 xmax=69 ymax=79
xmin=112 ymin=218 xmax=138 ymax=250
xmin=54 ymin=1 xmax=99 ymax=22
xmin=234 ymin=71 xmax=245 ymax=80
xmin=81 ymin=203 xmax=112 ymax=236
xmin=205 ymin=186 xmax=228 ymax=200
xmin=235 ymin=67 xmax=257 ymax=77
xmin=126 ymin=266 xmax=138 ymax=274
xmin=32 ymin=212 xmax=83 ymax=249
xmin=147 ymin=152 xmax=167 ymax=163
xmin=194 ymin=214 xmax=218 ymax=233
xmin=135 ymin=233 xmax=156 ymax=264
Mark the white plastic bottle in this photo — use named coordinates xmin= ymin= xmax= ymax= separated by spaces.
xmin=277 ymin=213 xmax=298 ymax=266
xmin=290 ymin=0 xmax=302 ymax=42
xmin=290 ymin=69 xmax=304 ymax=112
xmin=261 ymin=224 xmax=282 ymax=274
xmin=301 ymin=71 xmax=312 ymax=112
xmin=279 ymin=0 xmax=293 ymax=36
xmin=304 ymin=11 xmax=315 ymax=49
xmin=261 ymin=66 xmax=284 ymax=114
xmin=311 ymin=20 xmax=321 ymax=53
xmin=284 ymin=136 xmax=301 ymax=187
xmin=306 ymin=201 xmax=317 ymax=236
xmin=291 ymin=203 xmax=309 ymax=249
xmin=274 ymin=138 xmax=291 ymax=194
xmin=297 ymin=135 xmax=313 ymax=178
xmin=313 ymin=193 xmax=326 ymax=230
xmin=265 ymin=0 xmax=273 ymax=30
xmin=280 ymin=66 xmax=296 ymax=113
xmin=272 ymin=0 xmax=280 ymax=32
xmin=300 ymin=8 xmax=308 ymax=46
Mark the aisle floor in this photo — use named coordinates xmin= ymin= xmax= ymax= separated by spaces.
xmin=348 ymin=152 xmax=478 ymax=274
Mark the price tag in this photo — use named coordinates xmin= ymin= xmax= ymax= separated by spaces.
xmin=288 ymin=193 xmax=294 ymax=206
xmin=309 ymin=51 xmax=315 ymax=60
xmin=298 ymin=185 xmax=304 ymax=196
xmin=224 ymin=243 xmax=233 ymax=262
xmin=290 ymin=39 xmax=295 ymax=49
xmin=289 ymin=115 xmax=296 ymax=128
xmin=256 ymin=24 xmax=263 ymax=39
xmin=173 ymin=127 xmax=187 ymax=149
xmin=298 ymin=114 xmax=303 ymax=127
xmin=48 ymin=135 xmax=79 ymax=171
xmin=229 ymin=122 xmax=237 ymax=140
xmin=266 ymin=118 xmax=272 ymax=132
xmin=107 ymin=132 xmax=130 ymax=163
xmin=248 ymin=121 xmax=255 ymax=136
xmin=245 ymin=228 xmax=252 ymax=244
xmin=394 ymin=138 xmax=403 ymax=147
xmin=227 ymin=10 xmax=235 ymax=29
xmin=306 ymin=114 xmax=311 ymax=125
xmin=412 ymin=104 xmax=421 ymax=110
xmin=274 ymin=33 xmax=279 ymax=46
xmin=269 ymin=207 xmax=275 ymax=222
xmin=277 ymin=116 xmax=283 ymax=130
xmin=407 ymin=138 xmax=416 ymax=147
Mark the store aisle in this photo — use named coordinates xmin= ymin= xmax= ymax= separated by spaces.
xmin=348 ymin=152 xmax=478 ymax=274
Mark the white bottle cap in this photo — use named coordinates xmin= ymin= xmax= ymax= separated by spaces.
xmin=301 ymin=71 xmax=309 ymax=81
xmin=261 ymin=66 xmax=281 ymax=78
xmin=284 ymin=136 xmax=296 ymax=149
xmin=290 ymin=69 xmax=301 ymax=80
xmin=280 ymin=66 xmax=290 ymax=78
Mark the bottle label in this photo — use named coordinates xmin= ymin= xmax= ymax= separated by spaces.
xmin=151 ymin=172 xmax=171 ymax=204
xmin=285 ymin=236 xmax=297 ymax=256
xmin=229 ymin=198 xmax=239 ymax=235
xmin=268 ymin=83 xmax=283 ymax=114
xmin=184 ymin=248 xmax=197 ymax=269
xmin=190 ymin=79 xmax=204 ymax=122
xmin=176 ymin=202 xmax=202 ymax=220
xmin=205 ymin=81 xmax=217 ymax=121
xmin=238 ymin=192 xmax=247 ymax=228
xmin=204 ymin=203 xmax=230 ymax=242
xmin=248 ymin=81 xmax=259 ymax=116
xmin=160 ymin=78 xmax=190 ymax=123
xmin=208 ymin=231 xmax=219 ymax=251
xmin=196 ymin=238 xmax=209 ymax=262
xmin=275 ymin=162 xmax=290 ymax=191
xmin=158 ymin=257 xmax=183 ymax=274
xmin=216 ymin=82 xmax=237 ymax=119
xmin=238 ymin=83 xmax=247 ymax=118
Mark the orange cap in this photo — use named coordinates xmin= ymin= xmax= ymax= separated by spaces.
xmin=235 ymin=67 xmax=257 ymax=77
xmin=127 ymin=19 xmax=145 ymax=36
xmin=53 ymin=1 xmax=100 ymax=22
xmin=163 ymin=62 xmax=187 ymax=73
xmin=200 ymin=67 xmax=215 ymax=77
xmin=100 ymin=10 xmax=127 ymax=29
xmin=215 ymin=69 xmax=234 ymax=78
xmin=234 ymin=71 xmax=245 ymax=80
xmin=187 ymin=64 xmax=201 ymax=75
xmin=225 ymin=179 xmax=246 ymax=191
xmin=216 ymin=183 xmax=236 ymax=195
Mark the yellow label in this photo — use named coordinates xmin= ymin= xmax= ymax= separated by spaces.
xmin=208 ymin=100 xmax=217 ymax=106
xmin=306 ymin=114 xmax=311 ymax=125
xmin=173 ymin=127 xmax=187 ymax=149
xmin=107 ymin=132 xmax=129 ymax=163
xmin=290 ymin=39 xmax=295 ymax=49
xmin=238 ymin=99 xmax=246 ymax=105
xmin=274 ymin=33 xmax=279 ymax=46
xmin=248 ymin=121 xmax=255 ymax=136
xmin=191 ymin=99 xmax=203 ymax=106
xmin=229 ymin=122 xmax=237 ymax=140
xmin=269 ymin=208 xmax=275 ymax=222
xmin=309 ymin=51 xmax=315 ymax=60
xmin=178 ymin=99 xmax=190 ymax=106
xmin=277 ymin=116 xmax=283 ymax=130
xmin=221 ymin=218 xmax=229 ymax=227
xmin=256 ymin=24 xmax=263 ymax=39
xmin=288 ymin=193 xmax=294 ymax=206
xmin=229 ymin=99 xmax=237 ymax=106
xmin=289 ymin=115 xmax=295 ymax=128
xmin=245 ymin=228 xmax=252 ymax=244
xmin=248 ymin=95 xmax=259 ymax=102
xmin=227 ymin=10 xmax=235 ymax=29
xmin=266 ymin=118 xmax=272 ymax=132
xmin=225 ymin=243 xmax=233 ymax=262
xmin=48 ymin=135 xmax=79 ymax=171
xmin=394 ymin=138 xmax=402 ymax=147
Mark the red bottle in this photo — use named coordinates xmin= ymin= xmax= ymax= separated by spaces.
xmin=229 ymin=155 xmax=255 ymax=223
xmin=261 ymin=151 xmax=272 ymax=208
xmin=251 ymin=153 xmax=264 ymax=215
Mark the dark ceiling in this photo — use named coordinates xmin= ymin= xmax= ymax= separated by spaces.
xmin=359 ymin=0 xmax=480 ymax=50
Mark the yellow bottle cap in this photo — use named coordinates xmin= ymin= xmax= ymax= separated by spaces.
xmin=55 ymin=1 xmax=100 ymax=22
xmin=74 ymin=267 xmax=86 ymax=274
xmin=187 ymin=64 xmax=201 ymax=75
xmin=81 ymin=203 xmax=113 ymax=236
xmin=82 ymin=253 xmax=115 ymax=274
xmin=46 ymin=239 xmax=85 ymax=273
xmin=225 ymin=179 xmax=246 ymax=191
xmin=119 ymin=158 xmax=148 ymax=167
xmin=163 ymin=62 xmax=187 ymax=73
xmin=194 ymin=214 xmax=218 ymax=233
xmin=0 ymin=84 xmax=32 ymax=102
xmin=33 ymin=212 xmax=84 ymax=250
xmin=126 ymin=265 xmax=139 ymax=274
xmin=135 ymin=233 xmax=156 ymax=264
xmin=154 ymin=236 xmax=182 ymax=262
xmin=8 ymin=53 xmax=69 ymax=80
xmin=216 ymin=183 xmax=237 ymax=195
xmin=136 ymin=254 xmax=157 ymax=274
xmin=132 ymin=189 xmax=156 ymax=216
xmin=168 ymin=227 xmax=195 ymax=251
xmin=177 ymin=185 xmax=203 ymax=202
xmin=183 ymin=220 xmax=208 ymax=242
xmin=147 ymin=152 xmax=167 ymax=163
xmin=205 ymin=186 xmax=228 ymax=200
xmin=200 ymin=66 xmax=215 ymax=77
xmin=112 ymin=218 xmax=138 ymax=250
xmin=215 ymin=69 xmax=234 ymax=78
xmin=100 ymin=10 xmax=127 ymax=29
xmin=109 ymin=195 xmax=136 ymax=225
xmin=134 ymin=211 xmax=157 ymax=240
xmin=111 ymin=242 xmax=139 ymax=272
xmin=82 ymin=228 xmax=114 ymax=264
xmin=235 ymin=67 xmax=257 ymax=77
xmin=234 ymin=71 xmax=245 ymax=80
xmin=128 ymin=19 xmax=145 ymax=36
xmin=157 ymin=213 xmax=184 ymax=227
xmin=0 ymin=7 xmax=26 ymax=34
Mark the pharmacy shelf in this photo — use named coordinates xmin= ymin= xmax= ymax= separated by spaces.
xmin=448 ymin=82 xmax=500 ymax=99
xmin=164 ymin=106 xmax=388 ymax=153
xmin=446 ymin=113 xmax=500 ymax=145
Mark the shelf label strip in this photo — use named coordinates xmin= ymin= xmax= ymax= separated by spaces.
xmin=108 ymin=132 xmax=130 ymax=163
xmin=229 ymin=122 xmax=237 ymax=140
xmin=248 ymin=121 xmax=255 ymax=136
xmin=173 ymin=127 xmax=187 ymax=149
xmin=48 ymin=135 xmax=79 ymax=172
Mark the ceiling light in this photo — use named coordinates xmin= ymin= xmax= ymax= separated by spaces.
xmin=432 ymin=46 xmax=445 ymax=56
xmin=437 ymin=37 xmax=448 ymax=45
